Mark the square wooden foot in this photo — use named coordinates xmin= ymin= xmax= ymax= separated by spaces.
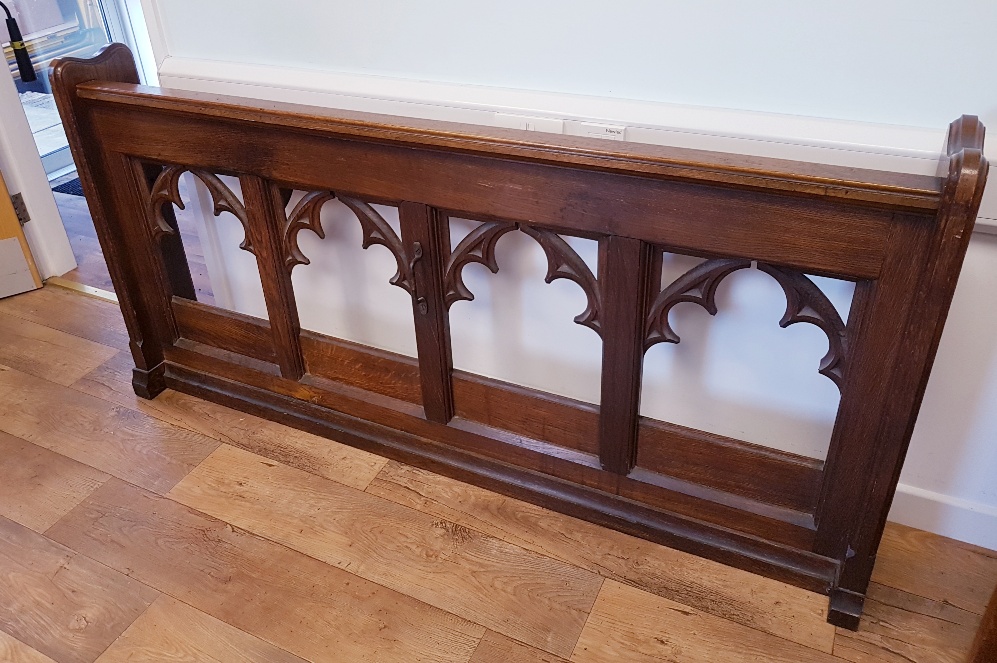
xmin=132 ymin=362 xmax=166 ymax=399
xmin=827 ymin=587 xmax=865 ymax=630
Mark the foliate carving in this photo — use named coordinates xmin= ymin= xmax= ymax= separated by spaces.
xmin=645 ymin=258 xmax=752 ymax=348
xmin=519 ymin=224 xmax=602 ymax=335
xmin=645 ymin=257 xmax=848 ymax=390
xmin=337 ymin=195 xmax=415 ymax=296
xmin=443 ymin=220 xmax=517 ymax=307
xmin=283 ymin=190 xmax=335 ymax=272
xmin=148 ymin=165 xmax=185 ymax=241
xmin=756 ymin=263 xmax=848 ymax=390
xmin=148 ymin=166 xmax=252 ymax=253
xmin=443 ymin=221 xmax=602 ymax=336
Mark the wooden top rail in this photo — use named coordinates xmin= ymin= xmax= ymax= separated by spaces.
xmin=74 ymin=80 xmax=950 ymax=212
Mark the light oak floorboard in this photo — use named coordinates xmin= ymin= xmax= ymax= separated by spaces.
xmin=873 ymin=522 xmax=997 ymax=614
xmin=0 ymin=364 xmax=219 ymax=495
xmin=470 ymin=631 xmax=570 ymax=663
xmin=0 ymin=311 xmax=116 ymax=386
xmin=0 ymin=631 xmax=58 ymax=663
xmin=168 ymin=444 xmax=603 ymax=658
xmin=95 ymin=595 xmax=307 ymax=663
xmin=570 ymin=579 xmax=838 ymax=663
xmin=832 ymin=583 xmax=980 ymax=663
xmin=0 ymin=515 xmax=158 ymax=663
xmin=73 ymin=351 xmax=388 ymax=491
xmin=0 ymin=431 xmax=109 ymax=532
xmin=367 ymin=459 xmax=834 ymax=653
xmin=0 ymin=286 xmax=128 ymax=349
xmin=46 ymin=479 xmax=485 ymax=663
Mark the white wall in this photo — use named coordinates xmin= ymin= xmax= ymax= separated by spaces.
xmin=143 ymin=0 xmax=997 ymax=548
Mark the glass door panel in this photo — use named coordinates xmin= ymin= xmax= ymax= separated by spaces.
xmin=2 ymin=0 xmax=113 ymax=173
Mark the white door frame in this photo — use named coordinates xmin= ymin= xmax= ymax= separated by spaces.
xmin=0 ymin=61 xmax=75 ymax=278
xmin=0 ymin=0 xmax=155 ymax=279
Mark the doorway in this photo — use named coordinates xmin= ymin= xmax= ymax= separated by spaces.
xmin=2 ymin=0 xmax=153 ymax=295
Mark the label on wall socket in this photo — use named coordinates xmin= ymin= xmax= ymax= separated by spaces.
xmin=578 ymin=122 xmax=628 ymax=140
xmin=493 ymin=113 xmax=565 ymax=134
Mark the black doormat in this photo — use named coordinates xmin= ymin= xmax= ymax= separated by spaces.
xmin=52 ymin=177 xmax=85 ymax=197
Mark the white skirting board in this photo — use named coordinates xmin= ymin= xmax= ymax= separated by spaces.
xmin=891 ymin=483 xmax=997 ymax=551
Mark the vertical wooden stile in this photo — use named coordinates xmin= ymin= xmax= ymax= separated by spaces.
xmin=399 ymin=202 xmax=454 ymax=424
xmin=239 ymin=175 xmax=306 ymax=380
xmin=814 ymin=116 xmax=988 ymax=628
xmin=50 ymin=44 xmax=173 ymax=398
xmin=597 ymin=236 xmax=654 ymax=475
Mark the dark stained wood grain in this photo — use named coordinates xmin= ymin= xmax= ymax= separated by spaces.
xmin=50 ymin=45 xmax=173 ymax=397
xmin=78 ymin=82 xmax=944 ymax=212
xmin=173 ymin=297 xmax=276 ymax=363
xmin=636 ymin=418 xmax=823 ymax=512
xmin=86 ymin=103 xmax=894 ymax=280
xmin=46 ymin=479 xmax=486 ymax=663
xmin=240 ymin=175 xmax=306 ymax=379
xmin=399 ymin=202 xmax=455 ymax=422
xmin=0 ymin=515 xmax=158 ymax=663
xmin=302 ymin=329 xmax=422 ymax=404
xmin=596 ymin=236 xmax=652 ymax=474
xmin=49 ymin=46 xmax=989 ymax=628
xmin=454 ymin=370 xmax=599 ymax=455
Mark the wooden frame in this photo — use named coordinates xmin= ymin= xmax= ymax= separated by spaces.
xmin=51 ymin=44 xmax=989 ymax=629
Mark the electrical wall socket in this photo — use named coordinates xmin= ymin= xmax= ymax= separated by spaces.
xmin=493 ymin=113 xmax=565 ymax=134
xmin=578 ymin=122 xmax=628 ymax=140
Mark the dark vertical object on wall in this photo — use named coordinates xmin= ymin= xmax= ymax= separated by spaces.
xmin=597 ymin=235 xmax=653 ymax=474
xmin=50 ymin=44 xmax=989 ymax=628
xmin=400 ymin=202 xmax=455 ymax=423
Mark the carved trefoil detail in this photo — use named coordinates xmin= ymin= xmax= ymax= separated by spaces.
xmin=148 ymin=165 xmax=252 ymax=253
xmin=443 ymin=221 xmax=602 ymax=336
xmin=278 ymin=191 xmax=416 ymax=298
xmin=644 ymin=256 xmax=849 ymax=390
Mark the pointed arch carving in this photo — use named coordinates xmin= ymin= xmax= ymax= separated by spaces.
xmin=443 ymin=220 xmax=602 ymax=336
xmin=148 ymin=166 xmax=252 ymax=253
xmin=443 ymin=220 xmax=518 ymax=307
xmin=336 ymin=195 xmax=416 ymax=297
xmin=644 ymin=256 xmax=849 ymax=390
xmin=283 ymin=190 xmax=335 ymax=272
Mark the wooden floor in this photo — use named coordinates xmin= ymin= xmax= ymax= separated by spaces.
xmin=0 ymin=285 xmax=994 ymax=662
